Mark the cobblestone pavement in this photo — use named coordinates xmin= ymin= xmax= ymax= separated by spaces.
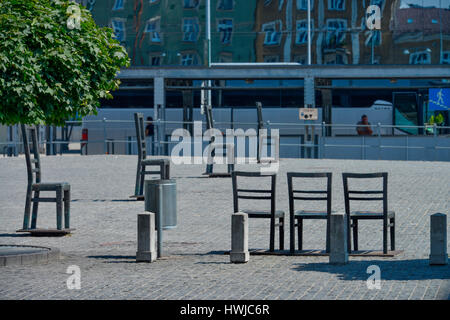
xmin=0 ymin=155 xmax=449 ymax=300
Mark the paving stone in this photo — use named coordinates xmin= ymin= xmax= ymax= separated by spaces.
xmin=0 ymin=155 xmax=449 ymax=299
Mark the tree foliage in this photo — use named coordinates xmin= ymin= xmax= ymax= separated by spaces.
xmin=0 ymin=0 xmax=130 ymax=125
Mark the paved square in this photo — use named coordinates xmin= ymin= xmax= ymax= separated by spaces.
xmin=0 ymin=155 xmax=449 ymax=299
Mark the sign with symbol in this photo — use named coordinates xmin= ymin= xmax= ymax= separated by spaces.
xmin=299 ymin=108 xmax=318 ymax=120
xmin=429 ymin=88 xmax=450 ymax=111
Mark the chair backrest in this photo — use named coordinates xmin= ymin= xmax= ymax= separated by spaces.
xmin=342 ymin=172 xmax=388 ymax=215
xmin=287 ymin=172 xmax=332 ymax=215
xmin=21 ymin=125 xmax=42 ymax=185
xmin=134 ymin=112 xmax=147 ymax=160
xmin=231 ymin=171 xmax=277 ymax=214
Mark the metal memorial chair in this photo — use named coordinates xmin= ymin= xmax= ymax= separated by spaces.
xmin=287 ymin=172 xmax=333 ymax=253
xmin=231 ymin=171 xmax=285 ymax=252
xmin=19 ymin=125 xmax=71 ymax=233
xmin=342 ymin=172 xmax=395 ymax=254
xmin=132 ymin=113 xmax=170 ymax=199
xmin=205 ymin=142 xmax=235 ymax=177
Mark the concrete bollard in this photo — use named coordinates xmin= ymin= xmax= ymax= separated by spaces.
xmin=430 ymin=213 xmax=448 ymax=265
xmin=136 ymin=212 xmax=157 ymax=262
xmin=329 ymin=212 xmax=349 ymax=265
xmin=230 ymin=212 xmax=249 ymax=263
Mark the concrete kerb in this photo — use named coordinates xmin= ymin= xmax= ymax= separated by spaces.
xmin=0 ymin=244 xmax=60 ymax=267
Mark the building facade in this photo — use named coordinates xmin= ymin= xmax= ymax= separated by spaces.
xmin=83 ymin=0 xmax=257 ymax=66
xmin=78 ymin=0 xmax=450 ymax=66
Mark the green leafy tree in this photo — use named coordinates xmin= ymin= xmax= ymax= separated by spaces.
xmin=0 ymin=0 xmax=130 ymax=126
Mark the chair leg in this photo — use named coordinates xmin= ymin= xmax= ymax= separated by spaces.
xmin=31 ymin=190 xmax=40 ymax=229
xmin=269 ymin=217 xmax=275 ymax=252
xmin=297 ymin=218 xmax=303 ymax=251
xmin=352 ymin=219 xmax=358 ymax=252
xmin=383 ymin=219 xmax=388 ymax=254
xmin=56 ymin=188 xmax=63 ymax=230
xmin=290 ymin=214 xmax=295 ymax=254
xmin=390 ymin=217 xmax=395 ymax=251
xmin=279 ymin=217 xmax=284 ymax=251
xmin=326 ymin=217 xmax=330 ymax=253
xmin=165 ymin=163 xmax=170 ymax=179
xmin=347 ymin=216 xmax=352 ymax=253
xmin=23 ymin=185 xmax=32 ymax=230
xmin=134 ymin=159 xmax=141 ymax=196
xmin=64 ymin=189 xmax=71 ymax=229
xmin=139 ymin=164 xmax=146 ymax=195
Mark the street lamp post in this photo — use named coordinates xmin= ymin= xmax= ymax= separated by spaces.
xmin=307 ymin=0 xmax=311 ymax=65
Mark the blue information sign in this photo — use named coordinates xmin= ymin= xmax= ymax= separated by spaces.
xmin=429 ymin=88 xmax=450 ymax=111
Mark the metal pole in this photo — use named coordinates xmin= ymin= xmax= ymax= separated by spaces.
xmin=439 ymin=0 xmax=443 ymax=63
xmin=377 ymin=122 xmax=381 ymax=159
xmin=307 ymin=0 xmax=311 ymax=65
xmin=103 ymin=117 xmax=107 ymax=154
xmin=320 ymin=121 xmax=325 ymax=159
xmin=406 ymin=136 xmax=409 ymax=161
xmin=206 ymin=0 xmax=211 ymax=67
xmin=433 ymin=123 xmax=437 ymax=161
xmin=371 ymin=30 xmax=375 ymax=65
xmin=157 ymin=182 xmax=163 ymax=258
xmin=362 ymin=136 xmax=365 ymax=160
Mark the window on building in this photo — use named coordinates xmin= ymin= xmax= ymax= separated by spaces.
xmin=262 ymin=21 xmax=282 ymax=45
xmin=145 ymin=17 xmax=161 ymax=43
xmin=442 ymin=52 xmax=450 ymax=64
xmin=183 ymin=18 xmax=199 ymax=42
xmin=409 ymin=51 xmax=431 ymax=65
xmin=296 ymin=19 xmax=314 ymax=44
xmin=293 ymin=55 xmax=307 ymax=64
xmin=264 ymin=55 xmax=280 ymax=62
xmin=370 ymin=0 xmax=384 ymax=8
xmin=328 ymin=0 xmax=345 ymax=10
xmin=297 ymin=0 xmax=314 ymax=10
xmin=219 ymin=52 xmax=233 ymax=62
xmin=111 ymin=19 xmax=125 ymax=42
xmin=365 ymin=30 xmax=381 ymax=46
xmin=150 ymin=55 xmax=162 ymax=66
xmin=218 ymin=0 xmax=233 ymax=10
xmin=324 ymin=52 xmax=347 ymax=64
xmin=326 ymin=19 xmax=347 ymax=47
xmin=113 ymin=0 xmax=124 ymax=10
xmin=218 ymin=19 xmax=233 ymax=44
xmin=149 ymin=0 xmax=158 ymax=3
xmin=183 ymin=0 xmax=199 ymax=9
xmin=264 ymin=0 xmax=272 ymax=6
xmin=180 ymin=53 xmax=200 ymax=66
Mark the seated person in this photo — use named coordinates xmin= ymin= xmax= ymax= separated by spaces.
xmin=356 ymin=115 xmax=373 ymax=136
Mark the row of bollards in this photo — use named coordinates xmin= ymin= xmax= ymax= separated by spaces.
xmin=230 ymin=212 xmax=448 ymax=265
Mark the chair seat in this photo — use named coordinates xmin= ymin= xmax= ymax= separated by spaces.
xmin=141 ymin=159 xmax=169 ymax=165
xmin=294 ymin=210 xmax=336 ymax=219
xmin=350 ymin=211 xmax=395 ymax=219
xmin=241 ymin=209 xmax=285 ymax=218
xmin=32 ymin=182 xmax=70 ymax=191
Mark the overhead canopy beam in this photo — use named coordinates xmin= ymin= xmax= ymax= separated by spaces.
xmin=117 ymin=65 xmax=450 ymax=80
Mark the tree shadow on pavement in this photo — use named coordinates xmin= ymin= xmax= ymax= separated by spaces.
xmin=293 ymin=259 xmax=450 ymax=281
